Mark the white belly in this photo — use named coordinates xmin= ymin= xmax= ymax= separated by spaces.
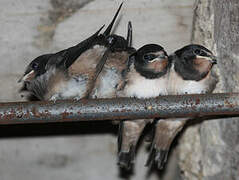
xmin=61 ymin=76 xmax=88 ymax=98
xmin=168 ymin=67 xmax=208 ymax=95
xmin=125 ymin=75 xmax=168 ymax=98
xmin=49 ymin=75 xmax=88 ymax=100
xmin=91 ymin=68 xmax=121 ymax=98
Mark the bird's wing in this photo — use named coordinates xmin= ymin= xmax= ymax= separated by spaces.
xmin=146 ymin=118 xmax=189 ymax=169
xmin=46 ymin=25 xmax=105 ymax=71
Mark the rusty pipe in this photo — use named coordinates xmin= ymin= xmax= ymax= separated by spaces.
xmin=0 ymin=93 xmax=238 ymax=125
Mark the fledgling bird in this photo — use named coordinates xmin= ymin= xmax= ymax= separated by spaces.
xmin=146 ymin=44 xmax=218 ymax=169
xmin=117 ymin=44 xmax=170 ymax=170
xmin=18 ymin=3 xmax=124 ymax=101
xmin=90 ymin=21 xmax=136 ymax=99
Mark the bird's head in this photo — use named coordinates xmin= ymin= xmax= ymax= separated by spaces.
xmin=174 ymin=44 xmax=217 ymax=81
xmin=131 ymin=44 xmax=169 ymax=79
xmin=18 ymin=54 xmax=51 ymax=83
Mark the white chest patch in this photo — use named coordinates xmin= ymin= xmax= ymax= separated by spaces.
xmin=61 ymin=76 xmax=87 ymax=98
xmin=91 ymin=68 xmax=121 ymax=98
xmin=168 ymin=66 xmax=209 ymax=95
xmin=49 ymin=75 xmax=88 ymax=100
xmin=124 ymin=68 xmax=168 ymax=98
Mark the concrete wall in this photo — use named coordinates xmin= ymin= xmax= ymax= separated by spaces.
xmin=178 ymin=1 xmax=239 ymax=179
xmin=0 ymin=0 xmax=194 ymax=179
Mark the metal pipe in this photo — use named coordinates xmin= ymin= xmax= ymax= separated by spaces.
xmin=0 ymin=93 xmax=238 ymax=125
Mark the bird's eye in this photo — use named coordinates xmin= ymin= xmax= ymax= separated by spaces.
xmin=143 ymin=54 xmax=156 ymax=61
xmin=32 ymin=62 xmax=38 ymax=70
xmin=194 ymin=49 xmax=208 ymax=57
xmin=194 ymin=49 xmax=201 ymax=55
xmin=200 ymin=51 xmax=207 ymax=56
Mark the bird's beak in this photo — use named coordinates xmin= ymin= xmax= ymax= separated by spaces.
xmin=17 ymin=70 xmax=35 ymax=83
xmin=158 ymin=50 xmax=168 ymax=60
xmin=150 ymin=52 xmax=168 ymax=63
xmin=196 ymin=55 xmax=217 ymax=64
xmin=158 ymin=54 xmax=168 ymax=60
xmin=148 ymin=55 xmax=168 ymax=72
xmin=210 ymin=55 xmax=217 ymax=64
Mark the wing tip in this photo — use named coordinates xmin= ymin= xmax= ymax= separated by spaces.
xmin=118 ymin=146 xmax=135 ymax=170
xmin=103 ymin=2 xmax=124 ymax=36
xmin=146 ymin=147 xmax=168 ymax=170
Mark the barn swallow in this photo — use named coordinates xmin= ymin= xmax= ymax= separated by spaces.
xmin=18 ymin=3 xmax=124 ymax=101
xmin=146 ymin=44 xmax=218 ymax=169
xmin=90 ymin=21 xmax=136 ymax=99
xmin=117 ymin=44 xmax=170 ymax=170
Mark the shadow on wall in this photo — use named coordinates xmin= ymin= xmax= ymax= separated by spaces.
xmin=0 ymin=121 xmax=117 ymax=138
